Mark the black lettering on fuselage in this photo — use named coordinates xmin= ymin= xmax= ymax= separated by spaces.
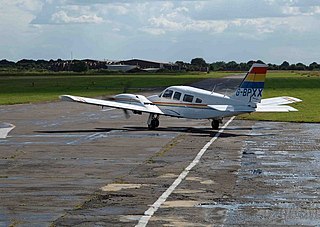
xmin=235 ymin=88 xmax=263 ymax=97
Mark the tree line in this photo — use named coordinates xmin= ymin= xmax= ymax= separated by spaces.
xmin=180 ymin=58 xmax=320 ymax=71
xmin=0 ymin=58 xmax=319 ymax=73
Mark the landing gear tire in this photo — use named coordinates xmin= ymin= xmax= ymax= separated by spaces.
xmin=211 ymin=120 xmax=220 ymax=130
xmin=148 ymin=118 xmax=159 ymax=130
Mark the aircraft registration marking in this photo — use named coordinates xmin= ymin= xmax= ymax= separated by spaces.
xmin=236 ymin=88 xmax=263 ymax=97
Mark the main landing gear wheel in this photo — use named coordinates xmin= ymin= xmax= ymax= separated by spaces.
xmin=148 ymin=118 xmax=159 ymax=130
xmin=147 ymin=114 xmax=160 ymax=130
xmin=211 ymin=120 xmax=220 ymax=130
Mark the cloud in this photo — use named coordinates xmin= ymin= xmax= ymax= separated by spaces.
xmin=51 ymin=11 xmax=104 ymax=24
xmin=16 ymin=0 xmax=43 ymax=12
xmin=1 ymin=0 xmax=320 ymax=63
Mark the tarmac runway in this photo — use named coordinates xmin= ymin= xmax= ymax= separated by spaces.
xmin=1 ymin=77 xmax=319 ymax=226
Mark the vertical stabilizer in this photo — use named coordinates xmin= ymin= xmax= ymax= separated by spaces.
xmin=232 ymin=63 xmax=268 ymax=106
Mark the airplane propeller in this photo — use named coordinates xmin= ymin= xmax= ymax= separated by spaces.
xmin=123 ymin=109 xmax=130 ymax=119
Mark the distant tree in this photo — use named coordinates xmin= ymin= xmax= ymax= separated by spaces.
xmin=175 ymin=61 xmax=185 ymax=65
xmin=16 ymin=59 xmax=37 ymax=70
xmin=225 ymin=61 xmax=239 ymax=71
xmin=295 ymin=62 xmax=307 ymax=70
xmin=0 ymin=59 xmax=15 ymax=66
xmin=280 ymin=61 xmax=290 ymax=70
xmin=70 ymin=60 xmax=88 ymax=72
xmin=246 ymin=60 xmax=255 ymax=69
xmin=309 ymin=62 xmax=319 ymax=70
xmin=191 ymin=58 xmax=207 ymax=67
xmin=256 ymin=60 xmax=265 ymax=64
xmin=17 ymin=59 xmax=36 ymax=65
xmin=239 ymin=62 xmax=249 ymax=71
xmin=267 ymin=63 xmax=278 ymax=70
xmin=210 ymin=61 xmax=226 ymax=71
xmin=288 ymin=64 xmax=296 ymax=70
xmin=175 ymin=61 xmax=187 ymax=71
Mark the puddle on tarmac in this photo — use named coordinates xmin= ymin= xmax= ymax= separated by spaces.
xmin=185 ymin=177 xmax=202 ymax=181
xmin=173 ymin=189 xmax=205 ymax=194
xmin=185 ymin=177 xmax=215 ymax=185
xmin=161 ymin=200 xmax=199 ymax=208
xmin=158 ymin=173 xmax=178 ymax=179
xmin=197 ymin=201 xmax=272 ymax=210
xmin=119 ymin=215 xmax=141 ymax=222
xmin=200 ymin=180 xmax=215 ymax=185
xmin=101 ymin=183 xmax=148 ymax=192
xmin=231 ymin=122 xmax=320 ymax=225
xmin=149 ymin=216 xmax=208 ymax=227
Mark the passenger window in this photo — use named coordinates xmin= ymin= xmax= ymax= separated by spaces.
xmin=162 ymin=89 xmax=173 ymax=99
xmin=195 ymin=98 xmax=202 ymax=103
xmin=183 ymin=94 xmax=194 ymax=103
xmin=173 ymin=92 xmax=182 ymax=100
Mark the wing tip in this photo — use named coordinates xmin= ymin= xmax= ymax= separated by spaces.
xmin=60 ymin=95 xmax=74 ymax=102
xmin=284 ymin=96 xmax=303 ymax=103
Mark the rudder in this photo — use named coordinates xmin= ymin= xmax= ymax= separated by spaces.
xmin=232 ymin=63 xmax=268 ymax=106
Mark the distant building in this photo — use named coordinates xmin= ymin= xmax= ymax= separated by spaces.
xmin=106 ymin=64 xmax=137 ymax=72
xmin=119 ymin=59 xmax=180 ymax=71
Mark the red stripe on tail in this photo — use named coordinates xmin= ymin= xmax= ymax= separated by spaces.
xmin=250 ymin=67 xmax=267 ymax=74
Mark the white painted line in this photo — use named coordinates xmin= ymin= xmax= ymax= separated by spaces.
xmin=136 ymin=116 xmax=235 ymax=227
xmin=0 ymin=123 xmax=15 ymax=139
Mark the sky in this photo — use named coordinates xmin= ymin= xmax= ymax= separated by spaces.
xmin=0 ymin=0 xmax=320 ymax=64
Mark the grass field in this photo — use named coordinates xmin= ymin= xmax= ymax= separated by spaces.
xmin=239 ymin=71 xmax=320 ymax=123
xmin=0 ymin=72 xmax=230 ymax=105
xmin=0 ymin=71 xmax=319 ymax=123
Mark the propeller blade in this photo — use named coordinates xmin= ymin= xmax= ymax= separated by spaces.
xmin=123 ymin=109 xmax=130 ymax=119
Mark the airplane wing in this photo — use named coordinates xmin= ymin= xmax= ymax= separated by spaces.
xmin=60 ymin=95 xmax=164 ymax=115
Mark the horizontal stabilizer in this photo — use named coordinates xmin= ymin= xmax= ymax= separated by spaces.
xmin=60 ymin=95 xmax=164 ymax=115
xmin=261 ymin=96 xmax=302 ymax=105
xmin=255 ymin=105 xmax=298 ymax=112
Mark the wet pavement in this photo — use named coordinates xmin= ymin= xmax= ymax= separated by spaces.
xmin=0 ymin=76 xmax=319 ymax=226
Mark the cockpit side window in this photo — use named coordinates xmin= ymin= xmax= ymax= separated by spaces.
xmin=183 ymin=94 xmax=194 ymax=103
xmin=173 ymin=92 xmax=182 ymax=100
xmin=195 ymin=98 xmax=202 ymax=103
xmin=162 ymin=89 xmax=173 ymax=99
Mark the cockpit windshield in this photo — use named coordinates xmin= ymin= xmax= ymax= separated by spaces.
xmin=162 ymin=89 xmax=173 ymax=99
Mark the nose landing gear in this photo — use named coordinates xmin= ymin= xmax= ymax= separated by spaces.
xmin=211 ymin=119 xmax=222 ymax=130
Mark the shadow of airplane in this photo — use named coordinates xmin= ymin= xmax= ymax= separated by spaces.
xmin=35 ymin=128 xmax=121 ymax=134
xmin=35 ymin=125 xmax=274 ymax=138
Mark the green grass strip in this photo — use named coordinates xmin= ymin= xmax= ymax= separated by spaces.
xmin=239 ymin=71 xmax=320 ymax=123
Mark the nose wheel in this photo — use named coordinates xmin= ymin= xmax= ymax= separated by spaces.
xmin=147 ymin=114 xmax=160 ymax=130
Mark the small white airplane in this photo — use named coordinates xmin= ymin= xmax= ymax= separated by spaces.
xmin=60 ymin=63 xmax=302 ymax=130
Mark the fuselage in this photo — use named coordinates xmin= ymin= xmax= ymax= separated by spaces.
xmin=148 ymin=86 xmax=248 ymax=119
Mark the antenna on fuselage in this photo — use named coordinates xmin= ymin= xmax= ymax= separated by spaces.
xmin=224 ymin=88 xmax=230 ymax=97
xmin=211 ymin=85 xmax=216 ymax=94
xmin=211 ymin=83 xmax=222 ymax=94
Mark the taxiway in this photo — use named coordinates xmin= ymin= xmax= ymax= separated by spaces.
xmin=0 ymin=77 xmax=319 ymax=226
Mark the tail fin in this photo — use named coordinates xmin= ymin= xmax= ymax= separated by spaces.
xmin=232 ymin=63 xmax=268 ymax=106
